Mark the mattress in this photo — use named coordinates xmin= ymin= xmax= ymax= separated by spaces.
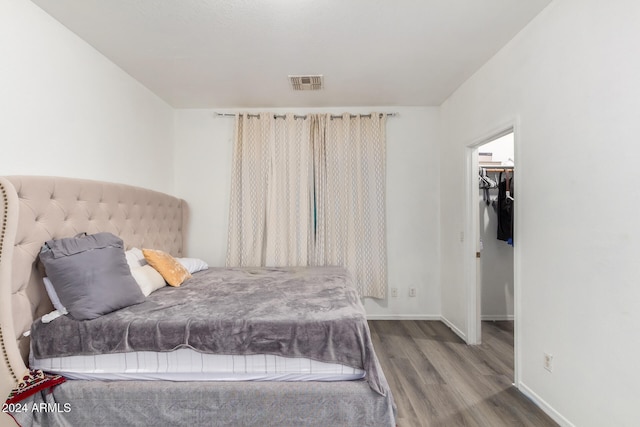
xmin=31 ymin=267 xmax=390 ymax=396
xmin=31 ymin=348 xmax=365 ymax=382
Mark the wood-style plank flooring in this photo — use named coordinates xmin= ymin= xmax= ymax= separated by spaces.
xmin=368 ymin=320 xmax=557 ymax=427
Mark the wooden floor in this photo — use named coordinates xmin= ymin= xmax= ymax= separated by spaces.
xmin=368 ymin=320 xmax=557 ymax=427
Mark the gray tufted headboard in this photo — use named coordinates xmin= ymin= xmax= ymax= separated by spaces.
xmin=0 ymin=176 xmax=187 ymax=400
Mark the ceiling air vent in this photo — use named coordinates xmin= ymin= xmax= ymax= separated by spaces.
xmin=289 ymin=75 xmax=323 ymax=91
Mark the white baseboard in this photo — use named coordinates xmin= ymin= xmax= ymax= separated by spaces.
xmin=366 ymin=314 xmax=441 ymax=321
xmin=518 ymin=382 xmax=574 ymax=427
xmin=439 ymin=316 xmax=467 ymax=342
xmin=481 ymin=314 xmax=514 ymax=321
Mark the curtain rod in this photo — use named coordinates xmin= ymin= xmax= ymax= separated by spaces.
xmin=214 ymin=112 xmax=397 ymax=119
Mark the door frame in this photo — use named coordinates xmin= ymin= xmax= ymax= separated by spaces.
xmin=463 ymin=117 xmax=521 ymax=387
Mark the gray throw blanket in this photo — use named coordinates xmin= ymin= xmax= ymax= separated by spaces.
xmin=31 ymin=266 xmax=390 ymax=396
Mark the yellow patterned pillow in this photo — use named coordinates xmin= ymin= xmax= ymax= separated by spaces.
xmin=142 ymin=249 xmax=192 ymax=287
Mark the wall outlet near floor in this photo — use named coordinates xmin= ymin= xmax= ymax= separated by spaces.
xmin=544 ymin=353 xmax=554 ymax=372
xmin=391 ymin=288 xmax=398 ymax=297
xmin=409 ymin=287 xmax=417 ymax=297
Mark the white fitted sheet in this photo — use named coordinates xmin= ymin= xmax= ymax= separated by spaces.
xmin=31 ymin=348 xmax=366 ymax=382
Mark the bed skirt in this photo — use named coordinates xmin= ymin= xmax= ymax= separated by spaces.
xmin=8 ymin=379 xmax=396 ymax=426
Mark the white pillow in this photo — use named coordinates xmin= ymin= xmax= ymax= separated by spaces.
xmin=42 ymin=277 xmax=68 ymax=314
xmin=41 ymin=310 xmax=65 ymax=324
xmin=130 ymin=265 xmax=166 ymax=296
xmin=125 ymin=247 xmax=147 ymax=269
xmin=177 ymin=258 xmax=209 ymax=274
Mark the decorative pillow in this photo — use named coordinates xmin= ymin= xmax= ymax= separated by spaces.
xmin=125 ymin=247 xmax=147 ymax=269
xmin=39 ymin=232 xmax=145 ymax=320
xmin=177 ymin=257 xmax=209 ymax=274
xmin=42 ymin=277 xmax=67 ymax=314
xmin=130 ymin=265 xmax=166 ymax=296
xmin=143 ymin=249 xmax=192 ymax=287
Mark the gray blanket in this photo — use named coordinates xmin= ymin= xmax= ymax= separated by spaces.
xmin=31 ymin=266 xmax=389 ymax=396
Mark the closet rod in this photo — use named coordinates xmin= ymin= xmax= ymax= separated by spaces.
xmin=214 ymin=112 xmax=397 ymax=119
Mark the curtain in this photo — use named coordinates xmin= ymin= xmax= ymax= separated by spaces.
xmin=227 ymin=112 xmax=387 ymax=299
xmin=265 ymin=114 xmax=313 ymax=266
xmin=226 ymin=113 xmax=313 ymax=267
xmin=313 ymin=113 xmax=388 ymax=299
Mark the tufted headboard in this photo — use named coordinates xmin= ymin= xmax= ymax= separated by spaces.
xmin=0 ymin=176 xmax=188 ymax=398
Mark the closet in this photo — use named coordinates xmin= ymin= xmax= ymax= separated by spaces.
xmin=478 ymin=133 xmax=514 ymax=322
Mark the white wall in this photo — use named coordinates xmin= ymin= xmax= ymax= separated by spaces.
xmin=0 ymin=0 xmax=174 ymax=193
xmin=174 ymin=107 xmax=441 ymax=318
xmin=479 ymin=134 xmax=514 ymax=319
xmin=440 ymin=0 xmax=640 ymax=425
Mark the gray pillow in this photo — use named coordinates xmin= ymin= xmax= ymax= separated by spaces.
xmin=39 ymin=232 xmax=145 ymax=320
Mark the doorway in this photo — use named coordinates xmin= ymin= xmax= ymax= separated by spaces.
xmin=465 ymin=124 xmax=519 ymax=386
xmin=478 ymin=133 xmax=514 ymax=322
xmin=478 ymin=133 xmax=515 ymax=373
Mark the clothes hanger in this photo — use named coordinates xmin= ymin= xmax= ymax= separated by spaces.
xmin=479 ymin=168 xmax=497 ymax=188
xmin=505 ymin=170 xmax=514 ymax=201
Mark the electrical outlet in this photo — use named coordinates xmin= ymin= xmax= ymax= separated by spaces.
xmin=544 ymin=353 xmax=553 ymax=372
xmin=391 ymin=288 xmax=398 ymax=297
xmin=409 ymin=287 xmax=416 ymax=297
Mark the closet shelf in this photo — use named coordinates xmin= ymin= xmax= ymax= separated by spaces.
xmin=479 ymin=164 xmax=514 ymax=172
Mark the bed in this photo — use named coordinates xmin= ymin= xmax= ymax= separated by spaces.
xmin=0 ymin=176 xmax=395 ymax=426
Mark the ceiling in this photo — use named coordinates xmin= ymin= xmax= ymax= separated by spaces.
xmin=31 ymin=0 xmax=552 ymax=108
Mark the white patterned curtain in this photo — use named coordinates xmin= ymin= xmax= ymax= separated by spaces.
xmin=313 ymin=113 xmax=388 ymax=299
xmin=226 ymin=113 xmax=313 ymax=267
xmin=265 ymin=114 xmax=313 ymax=266
xmin=227 ymin=112 xmax=387 ymax=299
